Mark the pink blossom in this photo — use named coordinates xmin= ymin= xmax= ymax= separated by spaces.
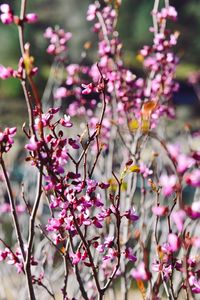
xmin=0 ymin=4 xmax=13 ymax=24
xmin=46 ymin=218 xmax=63 ymax=231
xmin=93 ymin=217 xmax=103 ymax=228
xmin=185 ymin=169 xmax=200 ymax=187
xmin=44 ymin=27 xmax=53 ymax=38
xmin=159 ymin=174 xmax=177 ymax=196
xmin=152 ymin=261 xmax=161 ymax=272
xmin=0 ymin=4 xmax=10 ymax=13
xmin=44 ymin=27 xmax=72 ymax=55
xmin=98 ymin=182 xmax=110 ymax=189
xmin=155 ymin=6 xmax=177 ymax=22
xmin=152 ymin=205 xmax=169 ymax=216
xmin=152 ymin=261 xmax=172 ymax=280
xmin=47 ymin=44 xmax=56 ymax=55
xmin=124 ymin=208 xmax=139 ymax=221
xmin=68 ymin=138 xmax=80 ymax=149
xmin=192 ymin=237 xmax=200 ymax=248
xmin=60 ymin=114 xmax=73 ymax=127
xmin=87 ymin=4 xmax=97 ymax=21
xmin=189 ymin=275 xmax=200 ymax=294
xmin=103 ymin=248 xmax=118 ymax=261
xmin=25 ymin=13 xmax=38 ymax=24
xmin=16 ymin=204 xmax=26 ymax=213
xmin=177 ymin=154 xmax=195 ymax=174
xmin=139 ymin=162 xmax=153 ymax=178
xmin=131 ymin=262 xmax=149 ymax=281
xmin=124 ymin=248 xmax=137 ymax=263
xmin=49 ymin=195 xmax=61 ymax=209
xmin=140 ymin=46 xmax=150 ymax=57
xmin=70 ymin=251 xmax=81 ymax=265
xmin=163 ymin=264 xmax=172 ymax=280
xmin=167 ymin=144 xmax=180 ymax=160
xmin=0 ymin=65 xmax=13 ymax=79
xmin=0 ymin=249 xmax=8 ymax=261
xmin=25 ymin=135 xmax=39 ymax=151
xmin=186 ymin=201 xmax=200 ymax=219
xmin=54 ymin=87 xmax=68 ymax=99
xmin=166 ymin=6 xmax=178 ymax=20
xmin=168 ymin=233 xmax=180 ymax=252
xmin=172 ymin=210 xmax=186 ymax=232
xmin=191 ymin=201 xmax=200 ymax=213
xmin=81 ymin=83 xmax=95 ymax=95
xmin=0 ymin=127 xmax=17 ymax=152
xmin=0 ymin=203 xmax=10 ymax=213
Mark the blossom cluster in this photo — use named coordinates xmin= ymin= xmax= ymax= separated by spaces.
xmin=44 ymin=27 xmax=72 ymax=56
xmin=0 ymin=127 xmax=17 ymax=153
xmin=0 ymin=4 xmax=38 ymax=25
xmin=0 ymin=245 xmax=37 ymax=274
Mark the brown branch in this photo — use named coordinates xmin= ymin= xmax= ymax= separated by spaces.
xmin=88 ymin=136 xmax=102 ymax=178
xmin=0 ymin=158 xmax=25 ymax=260
xmin=69 ymin=235 xmax=89 ymax=300
xmin=34 ymin=279 xmax=55 ymax=300
xmin=70 ymin=210 xmax=101 ymax=294
xmin=25 ymin=165 xmax=43 ymax=300
xmin=149 ymin=132 xmax=183 ymax=209
xmin=102 ymin=174 xmax=122 ymax=294
xmin=38 ymin=224 xmax=64 ymax=255
xmin=76 ymin=70 xmax=107 ymax=170
xmin=62 ymin=255 xmax=69 ymax=300
xmin=18 ymin=0 xmax=27 ymax=56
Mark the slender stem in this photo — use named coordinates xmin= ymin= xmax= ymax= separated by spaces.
xmin=18 ymin=0 xmax=27 ymax=56
xmin=96 ymin=11 xmax=110 ymax=46
xmin=89 ymin=136 xmax=102 ymax=178
xmin=28 ymin=75 xmax=42 ymax=113
xmin=117 ymin=127 xmax=135 ymax=157
xmin=167 ymin=197 xmax=177 ymax=234
xmin=183 ymin=249 xmax=194 ymax=300
xmin=21 ymin=80 xmax=35 ymax=134
xmin=0 ymin=158 xmax=25 ymax=260
xmin=152 ymin=0 xmax=160 ymax=34
xmin=70 ymin=210 xmax=101 ymax=293
xmin=76 ymin=73 xmax=107 ymax=169
xmin=35 ymin=280 xmax=55 ymax=300
xmin=26 ymin=166 xmax=43 ymax=259
xmin=69 ymin=235 xmax=89 ymax=300
xmin=25 ymin=166 xmax=43 ymax=300
xmin=0 ymin=238 xmax=25 ymax=274
xmin=149 ymin=132 xmax=183 ymax=208
xmin=98 ymin=84 xmax=107 ymax=133
xmin=37 ymin=224 xmax=63 ymax=255
xmin=62 ymin=255 xmax=69 ymax=299
xmin=102 ymin=174 xmax=122 ymax=293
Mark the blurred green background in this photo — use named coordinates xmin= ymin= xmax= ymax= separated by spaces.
xmin=0 ymin=0 xmax=200 ymax=128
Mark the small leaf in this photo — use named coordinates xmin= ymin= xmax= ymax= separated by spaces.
xmin=136 ymin=279 xmax=146 ymax=299
xmin=23 ymin=43 xmax=34 ymax=76
xmin=108 ymin=178 xmax=117 ymax=192
xmin=157 ymin=245 xmax=164 ymax=260
xmin=141 ymin=118 xmax=150 ymax=133
xmin=60 ymin=247 xmax=66 ymax=255
xmin=121 ymin=182 xmax=127 ymax=191
xmin=128 ymin=165 xmax=140 ymax=173
xmin=128 ymin=119 xmax=139 ymax=132
xmin=141 ymin=101 xmax=158 ymax=118
xmin=136 ymin=54 xmax=144 ymax=63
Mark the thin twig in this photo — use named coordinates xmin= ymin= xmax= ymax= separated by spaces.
xmin=69 ymin=235 xmax=89 ymax=300
xmin=25 ymin=165 xmax=43 ymax=300
xmin=0 ymin=158 xmax=25 ymax=260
